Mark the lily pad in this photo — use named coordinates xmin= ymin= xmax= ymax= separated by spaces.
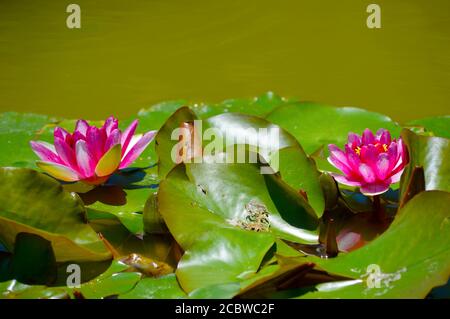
xmin=154 ymin=107 xmax=198 ymax=179
xmin=157 ymin=164 xmax=275 ymax=292
xmin=290 ymin=191 xmax=450 ymax=298
xmin=270 ymin=147 xmax=325 ymax=216
xmin=157 ymin=156 xmax=321 ymax=292
xmin=203 ymin=113 xmax=325 ymax=216
xmin=407 ymin=116 xmax=450 ymax=139
xmin=184 ymin=152 xmax=319 ymax=242
xmin=0 ymin=280 xmax=69 ymax=299
xmin=72 ymin=261 xmax=142 ymax=299
xmin=119 ymin=273 xmax=186 ymax=299
xmin=0 ymin=168 xmax=111 ymax=262
xmin=266 ymin=102 xmax=401 ymax=155
xmin=0 ymin=112 xmax=54 ymax=168
xmin=400 ymin=129 xmax=450 ymax=205
xmin=193 ymin=92 xmax=290 ymax=119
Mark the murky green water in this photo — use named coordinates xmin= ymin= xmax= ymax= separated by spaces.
xmin=0 ymin=0 xmax=449 ymax=122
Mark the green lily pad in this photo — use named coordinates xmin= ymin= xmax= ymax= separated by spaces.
xmin=193 ymin=92 xmax=290 ymax=119
xmin=6 ymin=233 xmax=57 ymax=285
xmin=157 ymin=164 xmax=275 ymax=292
xmin=400 ymin=129 xmax=450 ymax=205
xmin=0 ymin=280 xmax=69 ymax=299
xmin=119 ymin=274 xmax=186 ymax=299
xmin=82 ymin=170 xmax=159 ymax=235
xmin=188 ymin=241 xmax=308 ymax=299
xmin=0 ymin=112 xmax=54 ymax=168
xmin=154 ymin=107 xmax=198 ymax=179
xmin=289 ymin=191 xmax=450 ymax=298
xmin=72 ymin=261 xmax=142 ymax=299
xmin=407 ymin=116 xmax=450 ymax=139
xmin=157 ymin=157 xmax=320 ymax=292
xmin=203 ymin=113 xmax=324 ymax=216
xmin=0 ymin=168 xmax=111 ymax=262
xmin=185 ymin=152 xmax=319 ymax=243
xmin=266 ymin=102 xmax=401 ymax=155
xmin=203 ymin=112 xmax=298 ymax=160
xmin=271 ymin=147 xmax=325 ymax=216
xmin=176 ymin=227 xmax=275 ymax=293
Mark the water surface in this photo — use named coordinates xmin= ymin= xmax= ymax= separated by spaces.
xmin=0 ymin=0 xmax=449 ymax=122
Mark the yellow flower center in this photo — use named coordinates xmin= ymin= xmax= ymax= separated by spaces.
xmin=354 ymin=144 xmax=387 ymax=156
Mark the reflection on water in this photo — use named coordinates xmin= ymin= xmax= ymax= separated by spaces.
xmin=0 ymin=0 xmax=449 ymax=122
xmin=79 ymin=185 xmax=127 ymax=206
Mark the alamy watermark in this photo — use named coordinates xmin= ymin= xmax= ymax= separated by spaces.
xmin=66 ymin=264 xmax=81 ymax=288
xmin=363 ymin=264 xmax=405 ymax=290
xmin=366 ymin=4 xmax=381 ymax=29
xmin=66 ymin=4 xmax=81 ymax=29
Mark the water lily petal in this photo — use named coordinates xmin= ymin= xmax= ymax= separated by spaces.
xmin=121 ymin=119 xmax=138 ymax=155
xmin=358 ymin=163 xmax=376 ymax=183
xmin=327 ymin=156 xmax=352 ymax=176
xmin=347 ymin=132 xmax=361 ymax=147
xmin=392 ymin=140 xmax=407 ymax=174
xmin=362 ymin=128 xmax=375 ymax=145
xmin=387 ymin=142 xmax=398 ymax=171
xmin=119 ymin=131 xmax=156 ymax=169
xmin=75 ymin=120 xmax=89 ymax=136
xmin=75 ymin=140 xmax=95 ymax=178
xmin=344 ymin=145 xmax=361 ymax=171
xmin=360 ymin=181 xmax=390 ymax=196
xmin=36 ymin=161 xmax=80 ymax=182
xmin=54 ymin=127 xmax=70 ymax=141
xmin=30 ymin=141 xmax=62 ymax=164
xmin=103 ymin=116 xmax=118 ymax=136
xmin=54 ymin=137 xmax=77 ymax=169
xmin=72 ymin=131 xmax=86 ymax=143
xmin=337 ymin=231 xmax=362 ymax=252
xmin=104 ymin=129 xmax=121 ymax=152
xmin=86 ymin=126 xmax=106 ymax=161
xmin=95 ymin=143 xmax=121 ymax=177
xmin=328 ymin=144 xmax=353 ymax=174
xmin=398 ymin=138 xmax=408 ymax=164
xmin=376 ymin=128 xmax=391 ymax=145
xmin=329 ymin=144 xmax=350 ymax=164
xmin=330 ymin=173 xmax=362 ymax=187
xmin=123 ymin=134 xmax=141 ymax=158
xmin=390 ymin=169 xmax=405 ymax=184
xmin=376 ymin=153 xmax=390 ymax=180
xmin=360 ymin=144 xmax=379 ymax=169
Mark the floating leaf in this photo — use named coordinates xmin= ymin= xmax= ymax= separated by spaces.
xmin=0 ymin=280 xmax=69 ymax=299
xmin=193 ymin=92 xmax=290 ymax=119
xmin=154 ymin=107 xmax=198 ymax=179
xmin=400 ymin=129 xmax=450 ymax=205
xmin=72 ymin=261 xmax=142 ymax=299
xmin=288 ymin=191 xmax=450 ymax=298
xmin=0 ymin=112 xmax=53 ymax=168
xmin=157 ymin=164 xmax=275 ymax=292
xmin=0 ymin=168 xmax=111 ymax=262
xmin=119 ymin=274 xmax=186 ymax=299
xmin=407 ymin=116 xmax=450 ymax=139
xmin=266 ymin=102 xmax=401 ymax=155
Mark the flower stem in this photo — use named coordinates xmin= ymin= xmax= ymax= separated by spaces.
xmin=372 ymin=195 xmax=387 ymax=223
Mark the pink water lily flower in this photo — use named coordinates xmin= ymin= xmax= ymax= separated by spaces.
xmin=328 ymin=128 xmax=408 ymax=196
xmin=30 ymin=116 xmax=156 ymax=185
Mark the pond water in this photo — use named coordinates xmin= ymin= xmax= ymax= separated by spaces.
xmin=0 ymin=0 xmax=449 ymax=122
